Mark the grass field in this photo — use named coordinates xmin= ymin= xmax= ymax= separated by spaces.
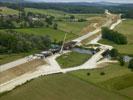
xmin=14 ymin=28 xmax=77 ymax=42
xmin=99 ymin=39 xmax=133 ymax=56
xmin=120 ymin=86 xmax=133 ymax=99
xmin=58 ymin=21 xmax=89 ymax=35
xmin=70 ymin=63 xmax=133 ymax=99
xmin=56 ymin=51 xmax=91 ymax=68
xmin=70 ymin=63 xmax=132 ymax=84
xmin=0 ymin=7 xmax=18 ymax=15
xmin=115 ymin=19 xmax=133 ymax=44
xmin=99 ymin=19 xmax=133 ymax=56
xmin=0 ymin=74 xmax=129 ymax=100
xmin=99 ymin=73 xmax=133 ymax=90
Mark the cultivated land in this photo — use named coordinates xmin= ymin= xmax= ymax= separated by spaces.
xmin=99 ymin=19 xmax=133 ymax=56
xmin=70 ymin=63 xmax=133 ymax=99
xmin=56 ymin=51 xmax=92 ymax=68
xmin=0 ymin=7 xmax=18 ymax=15
xmin=58 ymin=21 xmax=89 ymax=35
xmin=120 ymin=86 xmax=133 ymax=99
xmin=0 ymin=74 xmax=129 ymax=100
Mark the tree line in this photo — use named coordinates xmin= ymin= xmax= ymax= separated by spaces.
xmin=1 ymin=2 xmax=133 ymax=18
xmin=102 ymin=27 xmax=127 ymax=44
xmin=0 ymin=30 xmax=51 ymax=54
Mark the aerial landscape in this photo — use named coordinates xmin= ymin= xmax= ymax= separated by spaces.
xmin=0 ymin=0 xmax=133 ymax=100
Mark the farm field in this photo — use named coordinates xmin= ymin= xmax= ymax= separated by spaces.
xmin=0 ymin=74 xmax=129 ymax=100
xmin=70 ymin=63 xmax=132 ymax=84
xmin=70 ymin=63 xmax=133 ymax=99
xmin=58 ymin=21 xmax=89 ymax=35
xmin=56 ymin=51 xmax=92 ymax=68
xmin=0 ymin=7 xmax=18 ymax=15
xmin=120 ymin=86 xmax=133 ymax=99
xmin=99 ymin=19 xmax=133 ymax=56
xmin=114 ymin=19 xmax=133 ymax=44
xmin=14 ymin=28 xmax=77 ymax=42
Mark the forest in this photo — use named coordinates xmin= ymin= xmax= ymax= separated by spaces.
xmin=102 ymin=27 xmax=127 ymax=44
xmin=0 ymin=30 xmax=51 ymax=54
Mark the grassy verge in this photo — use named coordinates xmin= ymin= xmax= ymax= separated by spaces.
xmin=0 ymin=59 xmax=46 ymax=84
xmin=81 ymin=32 xmax=101 ymax=44
xmin=0 ymin=50 xmax=39 ymax=65
xmin=56 ymin=51 xmax=91 ymax=68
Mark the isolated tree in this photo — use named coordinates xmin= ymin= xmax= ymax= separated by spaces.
xmin=45 ymin=16 xmax=54 ymax=25
xmin=70 ymin=15 xmax=75 ymax=19
xmin=110 ymin=49 xmax=118 ymax=58
xmin=102 ymin=27 xmax=127 ymax=44
xmin=119 ymin=56 xmax=125 ymax=66
xmin=53 ymin=23 xmax=58 ymax=30
xmin=128 ymin=59 xmax=133 ymax=70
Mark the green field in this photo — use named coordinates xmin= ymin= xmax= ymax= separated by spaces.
xmin=99 ymin=19 xmax=133 ymax=56
xmin=70 ymin=63 xmax=133 ymax=99
xmin=14 ymin=28 xmax=77 ymax=42
xmin=99 ymin=73 xmax=133 ymax=90
xmin=115 ymin=19 xmax=133 ymax=44
xmin=0 ymin=7 xmax=18 ymax=15
xmin=0 ymin=74 xmax=129 ymax=100
xmin=70 ymin=63 xmax=132 ymax=84
xmin=58 ymin=21 xmax=89 ymax=35
xmin=56 ymin=51 xmax=92 ymax=68
xmin=99 ymin=39 xmax=133 ymax=56
xmin=120 ymin=86 xmax=133 ymax=98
